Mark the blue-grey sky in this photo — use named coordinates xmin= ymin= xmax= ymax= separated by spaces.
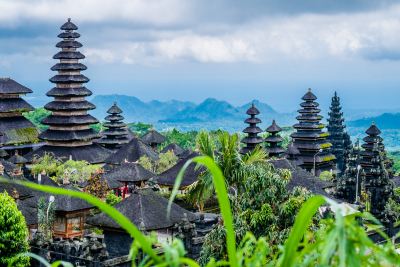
xmin=1 ymin=0 xmax=400 ymax=112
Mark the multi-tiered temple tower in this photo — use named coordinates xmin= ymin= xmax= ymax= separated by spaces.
xmin=327 ymin=92 xmax=352 ymax=175
xmin=265 ymin=120 xmax=285 ymax=157
xmin=27 ymin=19 xmax=110 ymax=163
xmin=0 ymin=78 xmax=40 ymax=156
xmin=360 ymin=123 xmax=393 ymax=220
xmin=291 ymin=89 xmax=335 ymax=175
xmin=336 ymin=139 xmax=363 ymax=203
xmin=240 ymin=103 xmax=263 ymax=154
xmin=97 ymin=103 xmax=130 ymax=150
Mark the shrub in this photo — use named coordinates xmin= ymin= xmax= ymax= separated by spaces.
xmin=0 ymin=192 xmax=29 ymax=266
xmin=105 ymin=192 xmax=122 ymax=206
xmin=319 ymin=170 xmax=333 ymax=181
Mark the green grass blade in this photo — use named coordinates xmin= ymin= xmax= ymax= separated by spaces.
xmin=24 ymin=252 xmax=51 ymax=267
xmin=168 ymin=156 xmax=238 ymax=267
xmin=280 ymin=195 xmax=326 ymax=267
xmin=0 ymin=178 xmax=161 ymax=263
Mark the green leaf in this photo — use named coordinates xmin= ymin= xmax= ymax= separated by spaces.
xmin=280 ymin=195 xmax=326 ymax=267
xmin=168 ymin=156 xmax=238 ymax=267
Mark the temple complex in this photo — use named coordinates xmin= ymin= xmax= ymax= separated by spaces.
xmin=26 ymin=19 xmax=110 ymax=163
xmin=240 ymin=103 xmax=263 ymax=154
xmin=291 ymin=89 xmax=336 ymax=175
xmin=0 ymin=78 xmax=40 ymax=155
xmin=327 ymin=92 xmax=352 ymax=175
xmin=265 ymin=120 xmax=285 ymax=158
xmin=360 ymin=123 xmax=393 ymax=220
xmin=96 ymin=102 xmax=130 ymax=150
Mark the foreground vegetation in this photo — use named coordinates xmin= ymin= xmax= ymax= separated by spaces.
xmin=1 ymin=154 xmax=399 ymax=266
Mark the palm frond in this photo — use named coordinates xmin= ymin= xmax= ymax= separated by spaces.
xmin=196 ymin=131 xmax=215 ymax=159
xmin=241 ymin=145 xmax=268 ymax=165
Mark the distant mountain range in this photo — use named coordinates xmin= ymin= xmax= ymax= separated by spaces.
xmin=348 ymin=113 xmax=400 ymax=129
xmin=90 ymin=94 xmax=295 ymax=131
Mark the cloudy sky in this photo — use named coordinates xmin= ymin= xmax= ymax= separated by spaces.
xmin=1 ymin=0 xmax=400 ymax=112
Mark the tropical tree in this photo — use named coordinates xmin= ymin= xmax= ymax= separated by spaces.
xmin=187 ymin=131 xmax=269 ymax=210
xmin=0 ymin=192 xmax=29 ymax=266
xmin=128 ymin=122 xmax=153 ymax=136
xmin=23 ymin=107 xmax=51 ymax=131
xmin=162 ymin=128 xmax=198 ymax=150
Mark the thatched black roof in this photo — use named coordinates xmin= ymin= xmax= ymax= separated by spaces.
xmin=302 ymin=88 xmax=317 ymax=101
xmin=365 ymin=123 xmax=381 ymax=136
xmin=0 ymin=159 xmax=16 ymax=173
xmin=25 ymin=143 xmax=111 ymax=164
xmin=105 ymin=114 xmax=124 ymax=121
xmin=9 ymin=152 xmax=28 ymax=164
xmin=46 ymin=87 xmax=92 ymax=97
xmin=0 ymin=78 xmax=32 ymax=94
xmin=44 ymin=100 xmax=96 ymax=111
xmin=246 ymin=103 xmax=260 ymax=115
xmin=269 ymin=158 xmax=334 ymax=198
xmin=155 ymin=152 xmax=201 ymax=187
xmin=104 ymin=162 xmax=155 ymax=185
xmin=58 ymin=31 xmax=80 ymax=38
xmin=142 ymin=130 xmax=166 ymax=145
xmin=23 ymin=192 xmax=93 ymax=213
xmin=54 ymin=185 xmax=93 ymax=212
xmin=49 ymin=74 xmax=89 ymax=83
xmin=17 ymin=200 xmax=38 ymax=225
xmin=0 ymin=180 xmax=32 ymax=200
xmin=266 ymin=120 xmax=282 ymax=133
xmin=53 ymin=51 xmax=85 ymax=60
xmin=42 ymin=114 xmax=98 ymax=125
xmin=37 ymin=174 xmax=59 ymax=187
xmin=87 ymin=189 xmax=197 ymax=231
xmin=0 ymin=117 xmax=39 ymax=146
xmin=161 ymin=143 xmax=185 ymax=157
xmin=0 ymin=98 xmax=34 ymax=113
xmin=56 ymin=40 xmax=82 ymax=49
xmin=60 ymin=18 xmax=78 ymax=30
xmin=105 ymin=137 xmax=158 ymax=165
xmin=107 ymin=103 xmax=123 ymax=114
xmin=39 ymin=129 xmax=99 ymax=141
xmin=51 ymin=62 xmax=86 ymax=71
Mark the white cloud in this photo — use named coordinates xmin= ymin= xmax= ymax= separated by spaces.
xmin=2 ymin=1 xmax=400 ymax=64
xmin=153 ymin=35 xmax=256 ymax=63
xmin=0 ymin=0 xmax=189 ymax=26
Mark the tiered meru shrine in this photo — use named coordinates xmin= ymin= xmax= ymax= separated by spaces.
xmin=1 ymin=19 xmax=399 ymax=264
xmin=25 ymin=18 xmax=110 ymax=163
